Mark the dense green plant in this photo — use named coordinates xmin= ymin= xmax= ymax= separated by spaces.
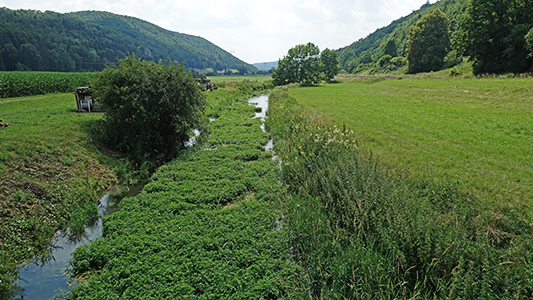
xmin=407 ymin=9 xmax=451 ymax=73
xmin=0 ymin=72 xmax=94 ymax=98
xmin=383 ymin=39 xmax=398 ymax=57
xmin=272 ymin=43 xmax=323 ymax=86
xmin=525 ymin=27 xmax=533 ymax=61
xmin=91 ymin=55 xmax=206 ymax=167
xmin=320 ymin=48 xmax=340 ymax=83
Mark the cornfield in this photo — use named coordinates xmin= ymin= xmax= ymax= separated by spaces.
xmin=0 ymin=72 xmax=94 ymax=98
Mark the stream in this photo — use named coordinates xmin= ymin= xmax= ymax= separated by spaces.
xmin=13 ymin=95 xmax=274 ymax=299
xmin=247 ymin=95 xmax=274 ymax=151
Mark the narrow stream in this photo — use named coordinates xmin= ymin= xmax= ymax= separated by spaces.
xmin=247 ymin=95 xmax=274 ymax=151
xmin=13 ymin=95 xmax=274 ymax=299
xmin=13 ymin=184 xmax=145 ymax=300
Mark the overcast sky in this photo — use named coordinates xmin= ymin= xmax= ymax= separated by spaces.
xmin=0 ymin=0 xmax=435 ymax=64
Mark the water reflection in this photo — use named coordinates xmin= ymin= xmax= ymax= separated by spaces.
xmin=13 ymin=183 xmax=144 ymax=300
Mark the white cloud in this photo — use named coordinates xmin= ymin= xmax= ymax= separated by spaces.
xmin=0 ymin=0 xmax=434 ymax=63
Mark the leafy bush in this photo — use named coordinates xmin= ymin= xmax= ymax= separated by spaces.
xmin=444 ymin=50 xmax=463 ymax=68
xmin=377 ymin=54 xmax=392 ymax=67
xmin=91 ymin=55 xmax=206 ymax=167
xmin=449 ymin=66 xmax=462 ymax=76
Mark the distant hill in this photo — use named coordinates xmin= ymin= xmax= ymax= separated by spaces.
xmin=0 ymin=8 xmax=257 ymax=73
xmin=338 ymin=0 xmax=468 ymax=72
xmin=252 ymin=61 xmax=278 ymax=71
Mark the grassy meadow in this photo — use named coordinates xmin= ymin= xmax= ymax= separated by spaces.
xmin=266 ymin=77 xmax=533 ymax=298
xmin=288 ymin=78 xmax=533 ymax=210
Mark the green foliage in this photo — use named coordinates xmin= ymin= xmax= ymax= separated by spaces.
xmin=384 ymin=39 xmax=398 ymax=57
xmin=0 ymin=8 xmax=256 ymax=73
xmin=92 ymin=55 xmax=206 ymax=167
xmin=0 ymin=72 xmax=94 ymax=98
xmin=377 ymin=54 xmax=392 ymax=68
xmin=449 ymin=66 xmax=462 ymax=76
xmin=462 ymin=0 xmax=533 ymax=74
xmin=407 ymin=9 xmax=451 ymax=73
xmin=68 ymin=85 xmax=300 ymax=299
xmin=273 ymin=43 xmax=341 ymax=86
xmin=444 ymin=49 xmax=463 ymax=68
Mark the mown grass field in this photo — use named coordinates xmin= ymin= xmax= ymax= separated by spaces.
xmin=287 ymin=78 xmax=533 ymax=211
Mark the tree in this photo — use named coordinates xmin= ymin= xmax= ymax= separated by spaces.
xmin=321 ymin=48 xmax=340 ymax=82
xmin=384 ymin=39 xmax=398 ymax=57
xmin=358 ymin=50 xmax=373 ymax=64
xmin=406 ymin=9 xmax=450 ymax=74
xmin=462 ymin=0 xmax=533 ymax=74
xmin=339 ymin=47 xmax=355 ymax=72
xmin=91 ymin=55 xmax=206 ymax=166
xmin=2 ymin=43 xmax=18 ymax=71
xmin=19 ymin=43 xmax=43 ymax=70
xmin=272 ymin=42 xmax=323 ymax=86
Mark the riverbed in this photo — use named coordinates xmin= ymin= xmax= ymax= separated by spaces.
xmin=13 ymin=95 xmax=273 ymax=299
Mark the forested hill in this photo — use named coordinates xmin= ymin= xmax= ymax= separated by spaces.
xmin=338 ymin=0 xmax=468 ymax=73
xmin=0 ymin=8 xmax=256 ymax=73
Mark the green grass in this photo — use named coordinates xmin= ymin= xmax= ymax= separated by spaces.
xmin=286 ymin=78 xmax=533 ymax=211
xmin=0 ymin=93 xmax=118 ymax=297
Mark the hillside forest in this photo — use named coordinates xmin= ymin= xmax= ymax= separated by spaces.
xmin=0 ymin=8 xmax=256 ymax=73
xmin=338 ymin=0 xmax=533 ymax=75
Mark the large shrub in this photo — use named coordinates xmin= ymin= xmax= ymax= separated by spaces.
xmin=91 ymin=55 xmax=206 ymax=166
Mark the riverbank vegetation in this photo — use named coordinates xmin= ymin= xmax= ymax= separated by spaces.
xmin=67 ymin=85 xmax=303 ymax=298
xmin=266 ymin=77 xmax=533 ymax=298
